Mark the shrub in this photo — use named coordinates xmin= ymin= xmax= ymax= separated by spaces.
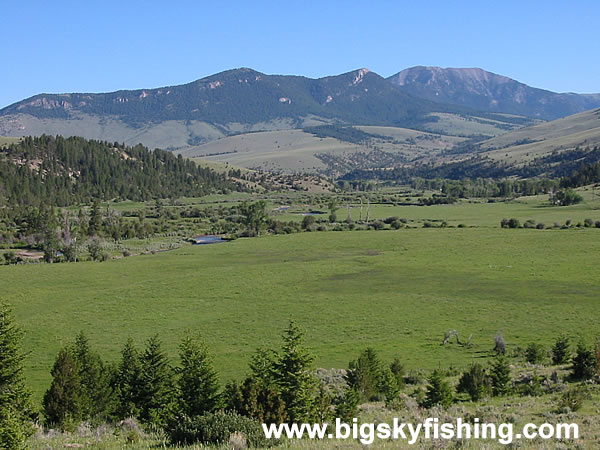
xmin=457 ymin=223 xmax=466 ymax=228
xmin=571 ymin=342 xmax=596 ymax=380
xmin=584 ymin=218 xmax=594 ymax=227
xmin=369 ymin=220 xmax=385 ymax=230
xmin=457 ymin=364 xmax=491 ymax=401
xmin=87 ymin=237 xmax=103 ymax=261
xmin=525 ymin=343 xmax=546 ymax=365
xmin=523 ymin=219 xmax=536 ymax=229
xmin=301 ymin=215 xmax=316 ymax=230
xmin=551 ymin=336 xmax=571 ymax=365
xmin=508 ymin=218 xmax=520 ymax=229
xmin=558 ymin=385 xmax=587 ymax=412
xmin=536 ymin=223 xmax=545 ymax=229
xmin=168 ymin=411 xmax=272 ymax=447
xmin=391 ymin=220 xmax=403 ymax=229
xmin=596 ymin=221 xmax=600 ymax=228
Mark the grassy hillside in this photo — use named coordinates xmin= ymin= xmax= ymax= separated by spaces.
xmin=3 ymin=188 xmax=600 ymax=403
xmin=179 ymin=126 xmax=471 ymax=173
xmin=482 ymin=108 xmax=600 ymax=164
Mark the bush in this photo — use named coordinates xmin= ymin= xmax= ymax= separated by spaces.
xmin=525 ymin=343 xmax=546 ymax=365
xmin=523 ymin=219 xmax=536 ymax=229
xmin=168 ymin=411 xmax=273 ymax=447
xmin=584 ymin=218 xmax=594 ymax=227
xmin=391 ymin=220 xmax=404 ymax=229
xmin=571 ymin=342 xmax=596 ymax=380
xmin=558 ymin=385 xmax=587 ymax=412
xmin=457 ymin=364 xmax=491 ymax=401
xmin=301 ymin=215 xmax=316 ymax=230
xmin=369 ymin=220 xmax=385 ymax=230
xmin=551 ymin=336 xmax=571 ymax=365
xmin=508 ymin=218 xmax=520 ymax=229
xmin=536 ymin=223 xmax=545 ymax=229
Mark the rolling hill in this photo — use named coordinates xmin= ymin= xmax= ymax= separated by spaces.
xmin=389 ymin=66 xmax=600 ymax=120
xmin=480 ymin=108 xmax=600 ymax=164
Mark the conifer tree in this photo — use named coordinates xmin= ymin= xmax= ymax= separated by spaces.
xmin=177 ymin=334 xmax=220 ymax=416
xmin=423 ymin=370 xmax=453 ymax=408
xmin=489 ymin=355 xmax=512 ymax=396
xmin=72 ymin=332 xmax=115 ymax=421
xmin=138 ymin=335 xmax=174 ymax=426
xmin=43 ymin=348 xmax=83 ymax=430
xmin=0 ymin=304 xmax=33 ymax=449
xmin=273 ymin=321 xmax=318 ymax=422
xmin=117 ymin=338 xmax=142 ymax=419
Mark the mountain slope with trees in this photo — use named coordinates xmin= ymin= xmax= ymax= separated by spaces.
xmin=0 ymin=135 xmax=242 ymax=207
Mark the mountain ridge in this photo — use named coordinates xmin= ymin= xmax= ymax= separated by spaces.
xmin=389 ymin=66 xmax=600 ymax=120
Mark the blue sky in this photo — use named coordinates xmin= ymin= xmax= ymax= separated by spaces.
xmin=1 ymin=1 xmax=599 ymax=108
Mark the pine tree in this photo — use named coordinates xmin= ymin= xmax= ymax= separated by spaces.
xmin=72 ymin=332 xmax=115 ymax=421
xmin=177 ymin=334 xmax=220 ymax=417
xmin=117 ymin=338 xmax=142 ymax=419
xmin=551 ymin=335 xmax=571 ymax=365
xmin=489 ymin=355 xmax=512 ymax=396
xmin=138 ymin=335 xmax=174 ymax=426
xmin=346 ymin=348 xmax=386 ymax=402
xmin=273 ymin=321 xmax=318 ymax=422
xmin=423 ymin=370 xmax=454 ymax=408
xmin=0 ymin=304 xmax=33 ymax=449
xmin=43 ymin=348 xmax=83 ymax=430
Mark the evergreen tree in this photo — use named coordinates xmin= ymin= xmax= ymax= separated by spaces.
xmin=489 ymin=355 xmax=512 ymax=396
xmin=272 ymin=321 xmax=318 ymax=422
xmin=117 ymin=338 xmax=142 ymax=418
xmin=138 ymin=335 xmax=175 ymax=426
xmin=551 ymin=335 xmax=571 ymax=365
xmin=423 ymin=370 xmax=454 ymax=408
xmin=0 ymin=304 xmax=33 ymax=449
xmin=88 ymin=201 xmax=102 ymax=236
xmin=72 ymin=332 xmax=115 ymax=421
xmin=572 ymin=342 xmax=596 ymax=380
xmin=346 ymin=348 xmax=386 ymax=402
xmin=177 ymin=334 xmax=220 ymax=417
xmin=43 ymin=348 xmax=83 ymax=430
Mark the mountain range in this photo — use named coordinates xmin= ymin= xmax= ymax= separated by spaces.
xmin=0 ymin=66 xmax=599 ymax=175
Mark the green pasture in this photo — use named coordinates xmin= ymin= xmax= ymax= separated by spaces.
xmin=2 ymin=226 xmax=600 ymax=404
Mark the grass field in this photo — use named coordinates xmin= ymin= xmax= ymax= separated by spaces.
xmin=3 ymin=223 xmax=600 ymax=405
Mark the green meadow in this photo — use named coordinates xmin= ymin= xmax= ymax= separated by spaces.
xmin=3 ymin=223 xmax=600 ymax=404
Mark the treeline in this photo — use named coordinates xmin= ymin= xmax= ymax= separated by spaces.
xmin=2 ymin=303 xmax=600 ymax=449
xmin=0 ymin=135 xmax=243 ymax=207
xmin=304 ymin=125 xmax=388 ymax=145
xmin=339 ymin=146 xmax=600 ymax=193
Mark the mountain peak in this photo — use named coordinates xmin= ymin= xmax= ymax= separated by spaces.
xmin=388 ymin=66 xmax=600 ymax=120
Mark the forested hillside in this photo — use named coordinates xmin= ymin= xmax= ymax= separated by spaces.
xmin=0 ymin=135 xmax=242 ymax=206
